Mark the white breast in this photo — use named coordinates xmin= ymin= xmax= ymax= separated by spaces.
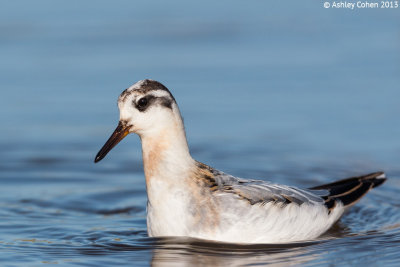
xmin=146 ymin=178 xmax=193 ymax=237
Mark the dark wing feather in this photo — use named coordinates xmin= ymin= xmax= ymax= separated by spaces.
xmin=309 ymin=171 xmax=386 ymax=211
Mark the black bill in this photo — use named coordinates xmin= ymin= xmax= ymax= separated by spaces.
xmin=94 ymin=121 xmax=131 ymax=163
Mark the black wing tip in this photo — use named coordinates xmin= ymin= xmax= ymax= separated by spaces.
xmin=370 ymin=171 xmax=387 ymax=188
xmin=364 ymin=171 xmax=385 ymax=178
xmin=310 ymin=171 xmax=387 ymax=191
xmin=374 ymin=171 xmax=386 ymax=179
xmin=311 ymin=171 xmax=387 ymax=210
xmin=358 ymin=171 xmax=387 ymax=188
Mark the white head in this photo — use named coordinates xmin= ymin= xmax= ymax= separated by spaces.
xmin=94 ymin=79 xmax=184 ymax=163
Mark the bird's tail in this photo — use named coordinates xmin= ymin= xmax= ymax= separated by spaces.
xmin=309 ymin=172 xmax=386 ymax=211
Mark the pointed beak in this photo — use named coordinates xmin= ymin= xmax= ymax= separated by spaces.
xmin=94 ymin=121 xmax=131 ymax=163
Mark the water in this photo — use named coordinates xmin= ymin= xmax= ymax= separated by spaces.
xmin=1 ymin=1 xmax=400 ymax=266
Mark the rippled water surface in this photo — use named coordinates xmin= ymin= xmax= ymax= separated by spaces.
xmin=1 ymin=1 xmax=400 ymax=266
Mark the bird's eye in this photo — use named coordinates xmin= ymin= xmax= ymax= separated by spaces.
xmin=137 ymin=97 xmax=148 ymax=108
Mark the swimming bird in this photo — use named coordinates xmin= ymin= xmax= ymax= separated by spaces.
xmin=94 ymin=79 xmax=386 ymax=244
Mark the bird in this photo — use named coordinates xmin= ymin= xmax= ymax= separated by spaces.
xmin=94 ymin=79 xmax=386 ymax=244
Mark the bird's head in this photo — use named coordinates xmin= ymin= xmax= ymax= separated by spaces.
xmin=94 ymin=79 xmax=179 ymax=163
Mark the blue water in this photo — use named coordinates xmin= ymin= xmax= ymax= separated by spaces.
xmin=1 ymin=1 xmax=400 ymax=266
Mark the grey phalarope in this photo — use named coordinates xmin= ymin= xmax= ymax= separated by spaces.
xmin=94 ymin=79 xmax=386 ymax=244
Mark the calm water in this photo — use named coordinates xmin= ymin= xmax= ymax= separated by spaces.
xmin=1 ymin=1 xmax=400 ymax=266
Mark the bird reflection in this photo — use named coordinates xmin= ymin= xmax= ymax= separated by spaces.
xmin=150 ymin=237 xmax=321 ymax=267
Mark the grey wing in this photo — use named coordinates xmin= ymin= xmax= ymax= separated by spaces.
xmin=211 ymin=170 xmax=327 ymax=206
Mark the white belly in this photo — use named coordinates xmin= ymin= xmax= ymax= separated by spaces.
xmin=147 ymin=191 xmax=344 ymax=243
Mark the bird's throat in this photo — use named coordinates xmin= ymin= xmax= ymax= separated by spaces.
xmin=140 ymin=126 xmax=193 ymax=184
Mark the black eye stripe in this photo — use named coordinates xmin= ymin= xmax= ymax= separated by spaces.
xmin=134 ymin=95 xmax=173 ymax=112
xmin=159 ymin=97 xmax=172 ymax=109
